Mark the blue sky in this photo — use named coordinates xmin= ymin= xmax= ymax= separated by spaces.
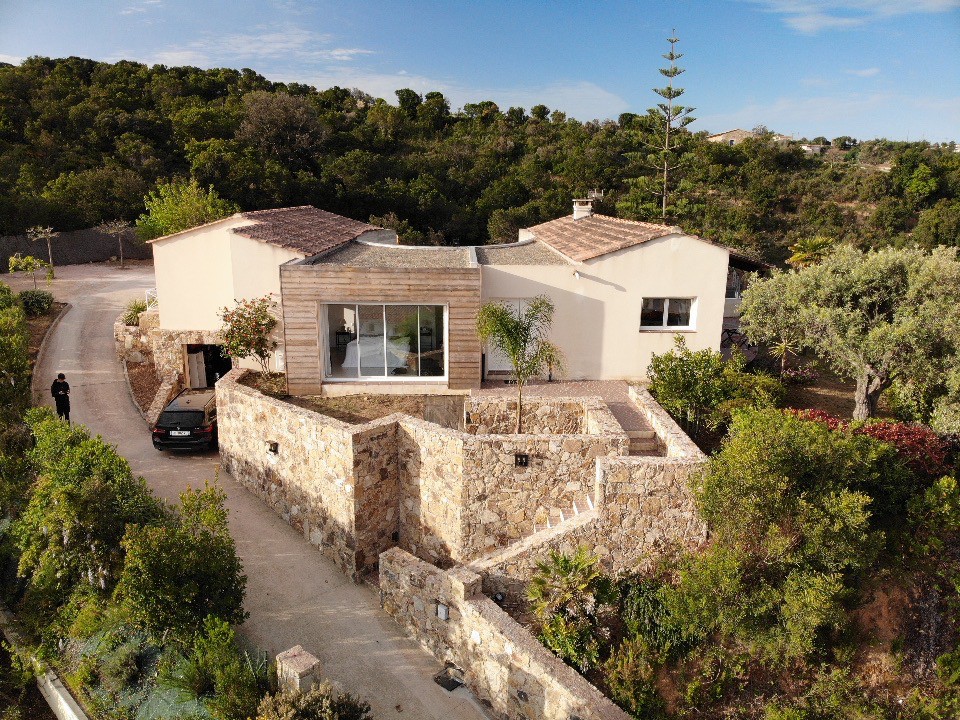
xmin=1 ymin=1 xmax=958 ymax=140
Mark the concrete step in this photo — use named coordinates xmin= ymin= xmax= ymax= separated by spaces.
xmin=626 ymin=429 xmax=656 ymax=439
xmin=629 ymin=438 xmax=659 ymax=451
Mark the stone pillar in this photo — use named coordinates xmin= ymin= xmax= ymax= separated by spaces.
xmin=275 ymin=645 xmax=322 ymax=693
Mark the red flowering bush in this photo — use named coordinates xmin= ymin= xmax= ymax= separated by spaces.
xmin=787 ymin=409 xmax=953 ymax=481
xmin=219 ymin=296 xmax=278 ymax=375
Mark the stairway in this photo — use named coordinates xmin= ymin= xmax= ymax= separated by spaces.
xmin=531 ymin=495 xmax=594 ymax=535
xmin=628 ymin=428 xmax=661 ymax=456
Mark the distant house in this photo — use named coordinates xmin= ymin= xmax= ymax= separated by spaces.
xmin=800 ymin=143 xmax=829 ymax=156
xmin=706 ymin=129 xmax=758 ymax=146
xmin=277 ymin=199 xmax=765 ymax=395
xmin=147 ymin=207 xmax=396 ymax=388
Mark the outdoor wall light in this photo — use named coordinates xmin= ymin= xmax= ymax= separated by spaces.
xmin=573 ymin=270 xmax=581 ymax=279
xmin=436 ymin=602 xmax=449 ymax=621
xmin=267 ymin=441 xmax=279 ymax=455
xmin=515 ymin=453 xmax=529 ymax=468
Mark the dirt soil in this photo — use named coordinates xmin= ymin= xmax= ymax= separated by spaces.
xmin=25 ymin=302 xmax=67 ymax=366
xmin=291 ymin=394 xmax=428 ymax=424
xmin=125 ymin=354 xmax=161 ymax=415
xmin=782 ymin=356 xmax=894 ymax=419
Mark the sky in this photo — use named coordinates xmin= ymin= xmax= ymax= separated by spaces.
xmin=1 ymin=1 xmax=959 ymax=141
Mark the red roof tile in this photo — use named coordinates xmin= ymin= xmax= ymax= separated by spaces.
xmin=234 ymin=206 xmax=381 ymax=256
xmin=526 ymin=214 xmax=678 ymax=262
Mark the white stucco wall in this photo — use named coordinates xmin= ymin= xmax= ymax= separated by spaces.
xmin=151 ymin=217 xmax=303 ymax=332
xmin=481 ymin=234 xmax=729 ymax=380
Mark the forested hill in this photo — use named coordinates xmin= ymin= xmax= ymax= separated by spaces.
xmin=1 ymin=56 xmax=958 ymax=264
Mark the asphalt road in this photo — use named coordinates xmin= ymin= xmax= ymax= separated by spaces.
xmin=12 ymin=264 xmax=485 ymax=720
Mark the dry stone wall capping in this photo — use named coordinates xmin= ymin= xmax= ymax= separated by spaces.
xmin=629 ymin=385 xmax=705 ymax=460
xmin=379 ymin=548 xmax=631 ymax=720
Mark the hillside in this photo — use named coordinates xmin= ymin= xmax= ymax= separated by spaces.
xmin=0 ymin=57 xmax=958 ymax=263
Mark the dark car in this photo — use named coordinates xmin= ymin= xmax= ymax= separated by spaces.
xmin=152 ymin=389 xmax=218 ymax=451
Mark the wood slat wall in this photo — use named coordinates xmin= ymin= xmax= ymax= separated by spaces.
xmin=280 ymin=265 xmax=482 ymax=394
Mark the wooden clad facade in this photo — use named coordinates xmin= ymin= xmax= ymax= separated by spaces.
xmin=280 ymin=264 xmax=482 ymax=395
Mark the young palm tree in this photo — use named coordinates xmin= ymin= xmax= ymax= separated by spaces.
xmin=787 ymin=235 xmax=834 ymax=268
xmin=477 ymin=294 xmax=563 ymax=433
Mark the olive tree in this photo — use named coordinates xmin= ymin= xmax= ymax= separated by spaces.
xmin=741 ymin=246 xmax=960 ymax=420
xmin=476 ymin=295 xmax=563 ymax=433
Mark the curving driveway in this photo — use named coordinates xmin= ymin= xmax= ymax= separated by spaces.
xmin=11 ymin=264 xmax=485 ymax=720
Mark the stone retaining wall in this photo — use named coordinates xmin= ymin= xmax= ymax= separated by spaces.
xmin=629 ymin=385 xmax=705 ymax=460
xmin=379 ymin=548 xmax=630 ymax=720
xmin=216 ymin=371 xmax=633 ymax=576
xmin=465 ymin=397 xmax=585 ymax=435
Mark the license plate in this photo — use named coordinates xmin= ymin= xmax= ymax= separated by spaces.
xmin=170 ymin=430 xmax=190 ymax=437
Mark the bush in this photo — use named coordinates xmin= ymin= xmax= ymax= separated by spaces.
xmin=18 ymin=289 xmax=53 ymax=316
xmin=0 ymin=282 xmax=16 ymax=310
xmin=161 ymin=616 xmax=268 ymax=720
xmin=528 ymin=547 xmax=617 ymax=672
xmin=115 ymin=483 xmax=247 ymax=640
xmin=122 ymin=298 xmax=147 ymax=326
xmin=648 ymin=337 xmax=783 ymax=436
xmin=255 ymin=683 xmax=372 ymax=720
xmin=603 ymin=637 xmax=665 ymax=718
xmin=0 ymin=305 xmax=30 ymax=426
xmin=219 ymin=296 xmax=278 ymax=375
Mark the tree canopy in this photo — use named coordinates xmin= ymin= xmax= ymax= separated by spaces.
xmin=740 ymin=245 xmax=960 ymax=419
xmin=0 ymin=57 xmax=957 ymax=263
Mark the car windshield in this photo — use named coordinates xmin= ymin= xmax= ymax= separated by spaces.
xmin=158 ymin=410 xmax=204 ymax=427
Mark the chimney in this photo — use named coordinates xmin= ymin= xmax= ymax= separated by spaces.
xmin=572 ymin=198 xmax=593 ymax=220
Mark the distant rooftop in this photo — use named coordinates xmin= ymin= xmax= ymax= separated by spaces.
xmin=234 ymin=206 xmax=383 ymax=257
xmin=525 ymin=214 xmax=678 ymax=262
xmin=310 ymin=241 xmax=474 ymax=269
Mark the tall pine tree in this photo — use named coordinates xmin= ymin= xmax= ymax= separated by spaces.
xmin=652 ymin=32 xmax=695 ymax=222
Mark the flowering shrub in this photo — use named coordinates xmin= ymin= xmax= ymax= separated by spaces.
xmin=219 ymin=296 xmax=278 ymax=375
xmin=787 ymin=409 xmax=952 ymax=481
xmin=781 ymin=365 xmax=819 ymax=385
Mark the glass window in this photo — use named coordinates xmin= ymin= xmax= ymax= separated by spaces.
xmin=667 ymin=299 xmax=692 ymax=326
xmin=324 ymin=304 xmax=446 ymax=379
xmin=640 ymin=298 xmax=695 ymax=329
xmin=640 ymin=298 xmax=665 ymax=327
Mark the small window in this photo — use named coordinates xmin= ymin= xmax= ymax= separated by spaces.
xmin=640 ymin=298 xmax=695 ymax=330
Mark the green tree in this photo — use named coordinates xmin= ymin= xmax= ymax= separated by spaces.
xmin=7 ymin=253 xmax=49 ymax=290
xmin=135 ymin=179 xmax=238 ymax=241
xmin=649 ymin=32 xmax=695 ymax=222
xmin=96 ymin=219 xmax=134 ymax=269
xmin=914 ymin=199 xmax=960 ymax=248
xmin=476 ymin=295 xmax=563 ymax=432
xmin=115 ymin=482 xmax=247 ymax=639
xmin=219 ymin=296 xmax=279 ymax=375
xmin=25 ymin=226 xmax=58 ymax=278
xmin=786 ymin=234 xmax=834 ymax=268
xmin=741 ymin=246 xmax=960 ymax=419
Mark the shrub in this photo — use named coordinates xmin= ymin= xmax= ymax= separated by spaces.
xmin=18 ymin=289 xmax=53 ymax=316
xmin=0 ymin=305 xmax=30 ymax=426
xmin=603 ymin=637 xmax=665 ymax=718
xmin=528 ymin=547 xmax=617 ymax=672
xmin=0 ymin=282 xmax=15 ymax=310
xmin=255 ymin=683 xmax=372 ymax=720
xmin=122 ymin=298 xmax=147 ymax=326
xmin=219 ymin=296 xmax=278 ymax=375
xmin=649 ymin=337 xmax=783 ymax=436
xmin=115 ymin=482 xmax=247 ymax=640
xmin=161 ymin=616 xmax=267 ymax=720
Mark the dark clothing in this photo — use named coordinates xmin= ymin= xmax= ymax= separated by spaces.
xmin=51 ymin=379 xmax=70 ymax=422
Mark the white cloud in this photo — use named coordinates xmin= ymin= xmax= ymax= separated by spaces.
xmin=846 ymin=67 xmax=880 ymax=76
xmin=0 ymin=53 xmax=23 ymax=65
xmin=748 ymin=0 xmax=960 ymax=33
xmin=151 ymin=24 xmax=375 ymax=67
xmin=121 ymin=0 xmax=162 ymax=16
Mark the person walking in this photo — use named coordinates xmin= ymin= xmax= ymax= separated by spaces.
xmin=51 ymin=372 xmax=70 ymax=423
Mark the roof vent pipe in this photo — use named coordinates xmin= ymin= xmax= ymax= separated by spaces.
xmin=573 ymin=198 xmax=593 ymax=220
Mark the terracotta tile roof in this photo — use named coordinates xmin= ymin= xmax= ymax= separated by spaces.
xmin=234 ymin=206 xmax=381 ymax=256
xmin=525 ymin=214 xmax=678 ymax=262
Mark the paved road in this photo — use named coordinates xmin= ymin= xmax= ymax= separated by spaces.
xmin=11 ymin=264 xmax=485 ymax=720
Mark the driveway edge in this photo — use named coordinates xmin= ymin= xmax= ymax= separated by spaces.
xmin=120 ymin=358 xmax=152 ymax=426
xmin=30 ymin=302 xmax=72 ymax=405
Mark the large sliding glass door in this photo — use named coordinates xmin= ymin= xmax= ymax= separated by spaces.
xmin=324 ymin=303 xmax=446 ymax=380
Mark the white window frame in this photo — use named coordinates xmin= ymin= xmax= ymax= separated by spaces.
xmin=321 ymin=302 xmax=449 ymax=383
xmin=639 ymin=297 xmax=697 ymax=331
